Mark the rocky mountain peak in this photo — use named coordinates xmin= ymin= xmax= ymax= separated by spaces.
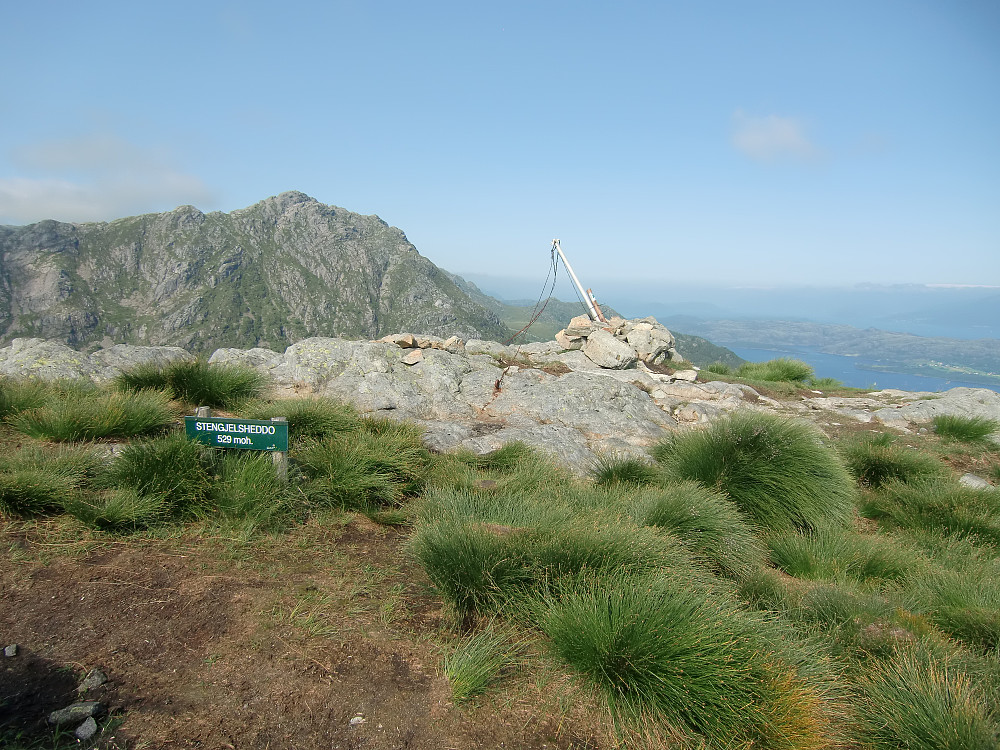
xmin=0 ymin=194 xmax=510 ymax=352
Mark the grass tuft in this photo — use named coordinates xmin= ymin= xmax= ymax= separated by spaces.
xmin=442 ymin=620 xmax=525 ymax=702
xmin=243 ymin=397 xmax=358 ymax=444
xmin=589 ymin=454 xmax=661 ymax=488
xmin=932 ymin=414 xmax=999 ymax=445
xmin=209 ymin=451 xmax=292 ymax=534
xmin=652 ymin=411 xmax=856 ymax=532
xmin=860 ymin=477 xmax=1000 ymax=546
xmin=631 ymin=481 xmax=766 ymax=578
xmin=66 ymin=487 xmax=170 ymax=532
xmin=297 ymin=424 xmax=431 ymax=511
xmin=0 ymin=377 xmax=53 ymax=419
xmin=99 ymin=432 xmax=212 ymax=518
xmin=117 ymin=359 xmax=267 ymax=408
xmin=841 ymin=432 xmax=944 ymax=489
xmin=540 ymin=572 xmax=825 ymax=746
xmin=737 ymin=358 xmax=814 ymax=383
xmin=10 ymin=389 xmax=175 ymax=441
xmin=859 ymin=651 xmax=999 ymax=749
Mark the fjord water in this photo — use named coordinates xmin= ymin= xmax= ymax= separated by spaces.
xmin=730 ymin=347 xmax=1000 ymax=394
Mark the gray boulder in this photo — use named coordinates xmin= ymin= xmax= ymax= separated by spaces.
xmin=582 ymin=329 xmax=638 ymax=369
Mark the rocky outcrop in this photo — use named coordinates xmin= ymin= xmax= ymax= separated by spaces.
xmin=2 ymin=323 xmax=998 ymax=469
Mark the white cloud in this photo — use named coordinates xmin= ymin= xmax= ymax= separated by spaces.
xmin=731 ymin=110 xmax=819 ymax=162
xmin=0 ymin=133 xmax=216 ymax=224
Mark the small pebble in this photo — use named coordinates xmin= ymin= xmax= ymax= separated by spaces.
xmin=75 ymin=717 xmax=98 ymax=740
xmin=3 ymin=644 xmax=18 ymax=657
xmin=349 ymin=715 xmax=366 ymax=727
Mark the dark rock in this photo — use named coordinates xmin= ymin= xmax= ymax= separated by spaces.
xmin=47 ymin=701 xmax=103 ymax=725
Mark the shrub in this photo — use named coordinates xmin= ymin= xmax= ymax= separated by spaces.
xmin=737 ymin=358 xmax=814 ymax=383
xmin=651 ymin=411 xmax=856 ymax=533
xmin=859 ymin=652 xmax=999 ymax=750
xmin=841 ymin=432 xmax=944 ymax=489
xmin=117 ymin=359 xmax=267 ymax=408
xmin=589 ymin=454 xmax=660 ymax=488
xmin=10 ymin=389 xmax=175 ymax=441
xmin=860 ymin=477 xmax=1000 ymax=545
xmin=540 ymin=572 xmax=827 ymax=747
xmin=631 ymin=481 xmax=766 ymax=579
xmin=442 ymin=620 xmax=525 ymax=702
xmin=932 ymin=414 xmax=999 ymax=445
xmin=244 ymin=397 xmax=358 ymax=443
xmin=100 ymin=432 xmax=212 ymax=518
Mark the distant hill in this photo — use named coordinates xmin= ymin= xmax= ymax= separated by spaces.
xmin=0 ymin=193 xmax=509 ymax=352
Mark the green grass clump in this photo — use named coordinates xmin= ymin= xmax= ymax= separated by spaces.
xmin=809 ymin=377 xmax=843 ymax=389
xmin=589 ymin=454 xmax=661 ymax=488
xmin=10 ymin=389 xmax=175 ymax=441
xmin=540 ymin=572 xmax=829 ymax=746
xmin=117 ymin=359 xmax=267 ymax=408
xmin=459 ymin=441 xmax=537 ymax=474
xmin=0 ymin=444 xmax=104 ymax=517
xmin=860 ymin=477 xmax=1000 ymax=546
xmin=244 ymin=397 xmax=358 ymax=444
xmin=65 ymin=487 xmax=170 ymax=532
xmin=631 ymin=481 xmax=766 ymax=579
xmin=933 ymin=414 xmax=999 ymax=445
xmin=0 ymin=470 xmax=79 ymax=517
xmin=98 ymin=432 xmax=212 ymax=519
xmin=768 ymin=529 xmax=916 ymax=588
xmin=652 ymin=411 xmax=856 ymax=533
xmin=910 ymin=569 xmax=1000 ymax=652
xmin=705 ymin=362 xmax=733 ymax=375
xmin=297 ymin=421 xmax=431 ymax=511
xmin=737 ymin=358 xmax=814 ymax=383
xmin=841 ymin=432 xmax=944 ymax=489
xmin=209 ymin=452 xmax=292 ymax=534
xmin=859 ymin=652 xmax=999 ymax=750
xmin=442 ymin=620 xmax=524 ymax=702
xmin=411 ymin=513 xmax=698 ymax=619
xmin=0 ymin=376 xmax=53 ymax=419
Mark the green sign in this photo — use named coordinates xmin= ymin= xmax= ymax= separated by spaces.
xmin=184 ymin=416 xmax=288 ymax=452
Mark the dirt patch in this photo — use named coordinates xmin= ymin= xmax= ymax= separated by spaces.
xmin=1 ymin=518 xmax=606 ymax=749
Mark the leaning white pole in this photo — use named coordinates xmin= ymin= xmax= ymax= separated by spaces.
xmin=552 ymin=239 xmax=600 ymax=321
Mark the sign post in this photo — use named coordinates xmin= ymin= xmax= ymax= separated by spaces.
xmin=184 ymin=410 xmax=289 ymax=483
xmin=184 ymin=415 xmax=289 ymax=452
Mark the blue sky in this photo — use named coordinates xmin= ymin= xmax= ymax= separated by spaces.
xmin=1 ymin=1 xmax=997 ymax=288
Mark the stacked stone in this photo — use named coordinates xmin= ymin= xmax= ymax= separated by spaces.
xmin=555 ymin=315 xmax=682 ymax=370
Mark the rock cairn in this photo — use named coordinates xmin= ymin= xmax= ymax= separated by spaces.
xmin=555 ymin=315 xmax=682 ymax=369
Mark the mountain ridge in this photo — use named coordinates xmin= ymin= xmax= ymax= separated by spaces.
xmin=0 ymin=192 xmax=510 ymax=353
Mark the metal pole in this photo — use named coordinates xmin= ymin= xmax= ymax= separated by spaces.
xmin=552 ymin=239 xmax=601 ymax=321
